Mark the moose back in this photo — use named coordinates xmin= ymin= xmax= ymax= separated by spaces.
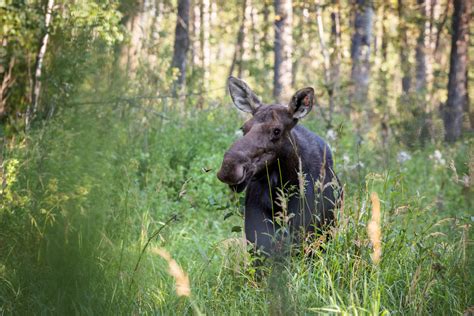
xmin=217 ymin=77 xmax=342 ymax=255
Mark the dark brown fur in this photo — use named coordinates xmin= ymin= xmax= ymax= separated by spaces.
xmin=217 ymin=77 xmax=342 ymax=255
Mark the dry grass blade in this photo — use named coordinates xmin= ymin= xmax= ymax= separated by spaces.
xmin=368 ymin=192 xmax=382 ymax=264
xmin=151 ymin=247 xmax=191 ymax=297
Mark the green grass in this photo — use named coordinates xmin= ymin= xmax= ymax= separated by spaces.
xmin=0 ymin=99 xmax=472 ymax=315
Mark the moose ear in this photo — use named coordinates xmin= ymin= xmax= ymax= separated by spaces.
xmin=228 ymin=76 xmax=262 ymax=113
xmin=288 ymin=87 xmax=315 ymax=119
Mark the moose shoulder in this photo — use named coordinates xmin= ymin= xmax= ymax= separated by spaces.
xmin=217 ymin=77 xmax=343 ymax=256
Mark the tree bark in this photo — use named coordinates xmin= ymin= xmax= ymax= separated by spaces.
xmin=350 ymin=0 xmax=373 ymax=108
xmin=443 ymin=0 xmax=470 ymax=142
xmin=0 ymin=46 xmax=15 ymax=121
xmin=26 ymin=0 xmax=54 ymax=130
xmin=200 ymin=0 xmax=210 ymax=85
xmin=191 ymin=0 xmax=201 ymax=69
xmin=315 ymin=0 xmax=335 ymax=127
xmin=330 ymin=0 xmax=342 ymax=89
xmin=397 ymin=0 xmax=411 ymax=94
xmin=171 ymin=0 xmax=191 ymax=93
xmin=228 ymin=0 xmax=248 ymax=79
xmin=415 ymin=0 xmax=430 ymax=93
xmin=273 ymin=0 xmax=293 ymax=103
xmin=119 ymin=0 xmax=157 ymax=77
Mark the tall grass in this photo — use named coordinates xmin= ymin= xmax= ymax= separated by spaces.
xmin=0 ymin=99 xmax=472 ymax=314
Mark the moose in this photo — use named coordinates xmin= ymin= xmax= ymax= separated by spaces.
xmin=217 ymin=77 xmax=343 ymax=256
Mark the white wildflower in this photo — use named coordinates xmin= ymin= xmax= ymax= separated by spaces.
xmin=429 ymin=150 xmax=446 ymax=166
xmin=343 ymin=154 xmax=350 ymax=164
xmin=397 ymin=151 xmax=412 ymax=164
xmin=234 ymin=129 xmax=243 ymax=138
xmin=326 ymin=129 xmax=337 ymax=142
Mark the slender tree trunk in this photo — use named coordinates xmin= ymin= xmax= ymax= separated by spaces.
xmin=330 ymin=0 xmax=342 ymax=90
xmin=147 ymin=0 xmax=164 ymax=66
xmin=273 ymin=0 xmax=293 ymax=103
xmin=443 ymin=0 xmax=470 ymax=142
xmin=171 ymin=0 xmax=191 ymax=94
xmin=191 ymin=0 xmax=201 ymax=69
xmin=200 ymin=0 xmax=210 ymax=86
xmin=291 ymin=2 xmax=307 ymax=86
xmin=262 ymin=0 xmax=271 ymax=63
xmin=0 ymin=40 xmax=15 ymax=121
xmin=398 ymin=0 xmax=411 ymax=94
xmin=26 ymin=0 xmax=54 ymax=130
xmin=228 ymin=0 xmax=248 ymax=79
xmin=350 ymin=0 xmax=373 ymax=108
xmin=250 ymin=1 xmax=260 ymax=59
xmin=316 ymin=0 xmax=334 ymax=127
xmin=119 ymin=0 xmax=154 ymax=77
xmin=415 ymin=0 xmax=430 ymax=93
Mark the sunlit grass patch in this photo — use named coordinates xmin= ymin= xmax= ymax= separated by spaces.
xmin=0 ymin=104 xmax=472 ymax=314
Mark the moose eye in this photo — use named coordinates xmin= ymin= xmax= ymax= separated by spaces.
xmin=273 ymin=128 xmax=281 ymax=136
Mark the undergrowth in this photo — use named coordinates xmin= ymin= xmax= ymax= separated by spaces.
xmin=0 ymin=100 xmax=472 ymax=314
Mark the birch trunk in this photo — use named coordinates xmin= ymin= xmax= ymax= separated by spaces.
xmin=201 ymin=0 xmax=210 ymax=85
xmin=26 ymin=0 xmax=54 ymax=129
xmin=350 ymin=0 xmax=373 ymax=108
xmin=273 ymin=0 xmax=293 ymax=103
xmin=228 ymin=0 xmax=248 ymax=79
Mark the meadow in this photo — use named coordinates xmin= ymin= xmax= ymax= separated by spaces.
xmin=0 ymin=94 xmax=471 ymax=314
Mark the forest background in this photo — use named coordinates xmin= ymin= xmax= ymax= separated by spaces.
xmin=0 ymin=0 xmax=472 ymax=314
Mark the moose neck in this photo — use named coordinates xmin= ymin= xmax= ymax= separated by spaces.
xmin=268 ymin=132 xmax=302 ymax=186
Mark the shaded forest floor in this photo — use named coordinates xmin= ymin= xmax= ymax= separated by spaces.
xmin=0 ymin=96 xmax=472 ymax=314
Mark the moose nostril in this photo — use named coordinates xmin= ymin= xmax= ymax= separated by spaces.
xmin=217 ymin=157 xmax=246 ymax=185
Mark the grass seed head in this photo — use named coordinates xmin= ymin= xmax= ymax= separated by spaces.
xmin=151 ymin=247 xmax=191 ymax=297
xmin=368 ymin=192 xmax=382 ymax=264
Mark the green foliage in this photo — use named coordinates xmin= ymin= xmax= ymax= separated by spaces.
xmin=0 ymin=0 xmax=123 ymax=133
xmin=0 ymin=98 xmax=471 ymax=314
xmin=0 ymin=0 xmax=472 ymax=314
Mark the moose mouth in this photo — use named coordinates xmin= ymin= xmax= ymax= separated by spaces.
xmin=228 ymin=168 xmax=251 ymax=193
xmin=230 ymin=181 xmax=248 ymax=193
xmin=228 ymin=161 xmax=274 ymax=193
xmin=219 ymin=152 xmax=276 ymax=193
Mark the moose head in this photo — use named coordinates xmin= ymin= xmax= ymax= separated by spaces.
xmin=217 ymin=77 xmax=315 ymax=192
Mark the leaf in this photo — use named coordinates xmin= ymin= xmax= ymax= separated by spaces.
xmin=231 ymin=226 xmax=242 ymax=233
xmin=223 ymin=212 xmax=233 ymax=221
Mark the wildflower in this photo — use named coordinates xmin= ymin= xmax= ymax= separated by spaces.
xmin=429 ymin=149 xmax=446 ymax=166
xmin=326 ymin=129 xmax=337 ymax=142
xmin=234 ymin=129 xmax=243 ymax=137
xmin=343 ymin=154 xmax=350 ymax=164
xmin=397 ymin=151 xmax=412 ymax=164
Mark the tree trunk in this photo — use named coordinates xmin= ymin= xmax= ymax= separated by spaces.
xmin=228 ymin=0 xmax=248 ymax=79
xmin=316 ymin=0 xmax=334 ymax=127
xmin=119 ymin=0 xmax=156 ymax=77
xmin=273 ymin=0 xmax=293 ymax=103
xmin=171 ymin=0 xmax=191 ymax=93
xmin=191 ymin=0 xmax=201 ymax=69
xmin=397 ymin=0 xmax=411 ymax=94
xmin=200 ymin=0 xmax=210 ymax=85
xmin=26 ymin=0 xmax=54 ymax=130
xmin=261 ymin=1 xmax=271 ymax=63
xmin=250 ymin=1 xmax=260 ymax=59
xmin=415 ymin=0 xmax=430 ymax=93
xmin=350 ymin=0 xmax=373 ymax=108
xmin=443 ymin=0 xmax=470 ymax=142
xmin=0 ymin=43 xmax=15 ymax=121
xmin=330 ymin=0 xmax=342 ymax=90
